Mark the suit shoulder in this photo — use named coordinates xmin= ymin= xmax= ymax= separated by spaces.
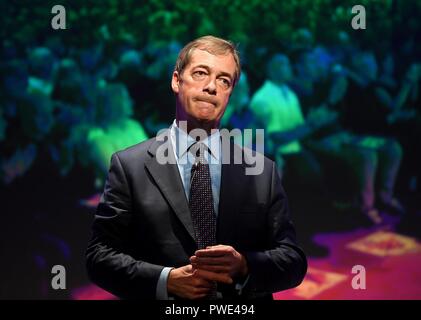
xmin=113 ymin=137 xmax=156 ymax=163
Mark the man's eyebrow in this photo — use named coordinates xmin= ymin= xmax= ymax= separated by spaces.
xmin=193 ymin=64 xmax=233 ymax=80
xmin=192 ymin=64 xmax=210 ymax=71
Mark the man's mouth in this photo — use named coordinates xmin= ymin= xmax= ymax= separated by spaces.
xmin=195 ymin=98 xmax=216 ymax=107
xmin=197 ymin=101 xmax=215 ymax=108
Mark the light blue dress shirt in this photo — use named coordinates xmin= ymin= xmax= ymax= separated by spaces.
xmin=156 ymin=120 xmax=221 ymax=299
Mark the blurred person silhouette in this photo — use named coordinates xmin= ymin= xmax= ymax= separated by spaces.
xmin=250 ymin=53 xmax=336 ymax=256
xmin=27 ymin=47 xmax=58 ymax=97
xmin=291 ymin=49 xmax=405 ymax=225
xmin=340 ymin=51 xmax=419 ymax=217
xmin=0 ymin=60 xmax=54 ymax=183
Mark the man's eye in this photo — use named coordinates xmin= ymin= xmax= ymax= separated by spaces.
xmin=219 ymin=78 xmax=231 ymax=88
xmin=193 ymin=71 xmax=207 ymax=76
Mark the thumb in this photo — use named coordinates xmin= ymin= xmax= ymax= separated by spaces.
xmin=182 ymin=264 xmax=194 ymax=273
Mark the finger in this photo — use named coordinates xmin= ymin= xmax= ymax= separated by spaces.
xmin=195 ymin=247 xmax=231 ymax=257
xmin=192 ymin=264 xmax=231 ymax=273
xmin=183 ymin=264 xmax=194 ymax=273
xmin=206 ymin=244 xmax=226 ymax=249
xmin=190 ymin=263 xmax=197 ymax=272
xmin=194 ymin=269 xmax=233 ymax=284
xmin=190 ymin=256 xmax=228 ymax=265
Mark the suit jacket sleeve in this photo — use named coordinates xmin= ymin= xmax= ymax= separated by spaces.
xmin=243 ymin=161 xmax=307 ymax=295
xmin=85 ymin=153 xmax=164 ymax=299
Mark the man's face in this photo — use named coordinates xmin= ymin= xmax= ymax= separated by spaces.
xmin=172 ymin=49 xmax=236 ymax=127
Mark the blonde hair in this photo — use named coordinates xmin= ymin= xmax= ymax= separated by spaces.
xmin=174 ymin=35 xmax=241 ymax=86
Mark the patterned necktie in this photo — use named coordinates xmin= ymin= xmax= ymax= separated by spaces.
xmin=188 ymin=142 xmax=218 ymax=299
xmin=188 ymin=142 xmax=217 ymax=249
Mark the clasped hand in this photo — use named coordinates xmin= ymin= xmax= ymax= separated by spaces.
xmin=167 ymin=245 xmax=248 ymax=299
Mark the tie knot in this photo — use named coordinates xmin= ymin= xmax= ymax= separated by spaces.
xmin=189 ymin=142 xmax=208 ymax=164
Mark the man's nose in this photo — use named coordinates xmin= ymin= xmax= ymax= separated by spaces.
xmin=203 ymin=77 xmax=217 ymax=95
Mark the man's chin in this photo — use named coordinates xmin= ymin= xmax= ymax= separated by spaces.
xmin=196 ymin=117 xmax=214 ymax=124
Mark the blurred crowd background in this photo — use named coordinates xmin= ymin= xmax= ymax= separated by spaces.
xmin=0 ymin=0 xmax=420 ymax=299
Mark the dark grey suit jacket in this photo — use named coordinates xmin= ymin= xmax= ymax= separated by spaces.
xmin=86 ymin=132 xmax=307 ymax=299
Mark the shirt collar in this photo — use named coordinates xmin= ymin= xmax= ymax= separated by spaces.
xmin=170 ymin=119 xmax=221 ymax=161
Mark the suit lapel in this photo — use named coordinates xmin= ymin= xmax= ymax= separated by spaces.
xmin=145 ymin=133 xmax=195 ymax=241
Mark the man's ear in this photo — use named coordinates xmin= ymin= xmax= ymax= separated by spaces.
xmin=171 ymin=71 xmax=181 ymax=93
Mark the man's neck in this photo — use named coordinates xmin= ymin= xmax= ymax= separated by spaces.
xmin=176 ymin=118 xmax=219 ymax=136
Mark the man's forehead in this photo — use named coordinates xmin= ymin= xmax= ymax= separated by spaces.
xmin=187 ymin=49 xmax=236 ymax=76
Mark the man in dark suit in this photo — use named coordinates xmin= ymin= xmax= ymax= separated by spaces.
xmin=86 ymin=35 xmax=307 ymax=299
